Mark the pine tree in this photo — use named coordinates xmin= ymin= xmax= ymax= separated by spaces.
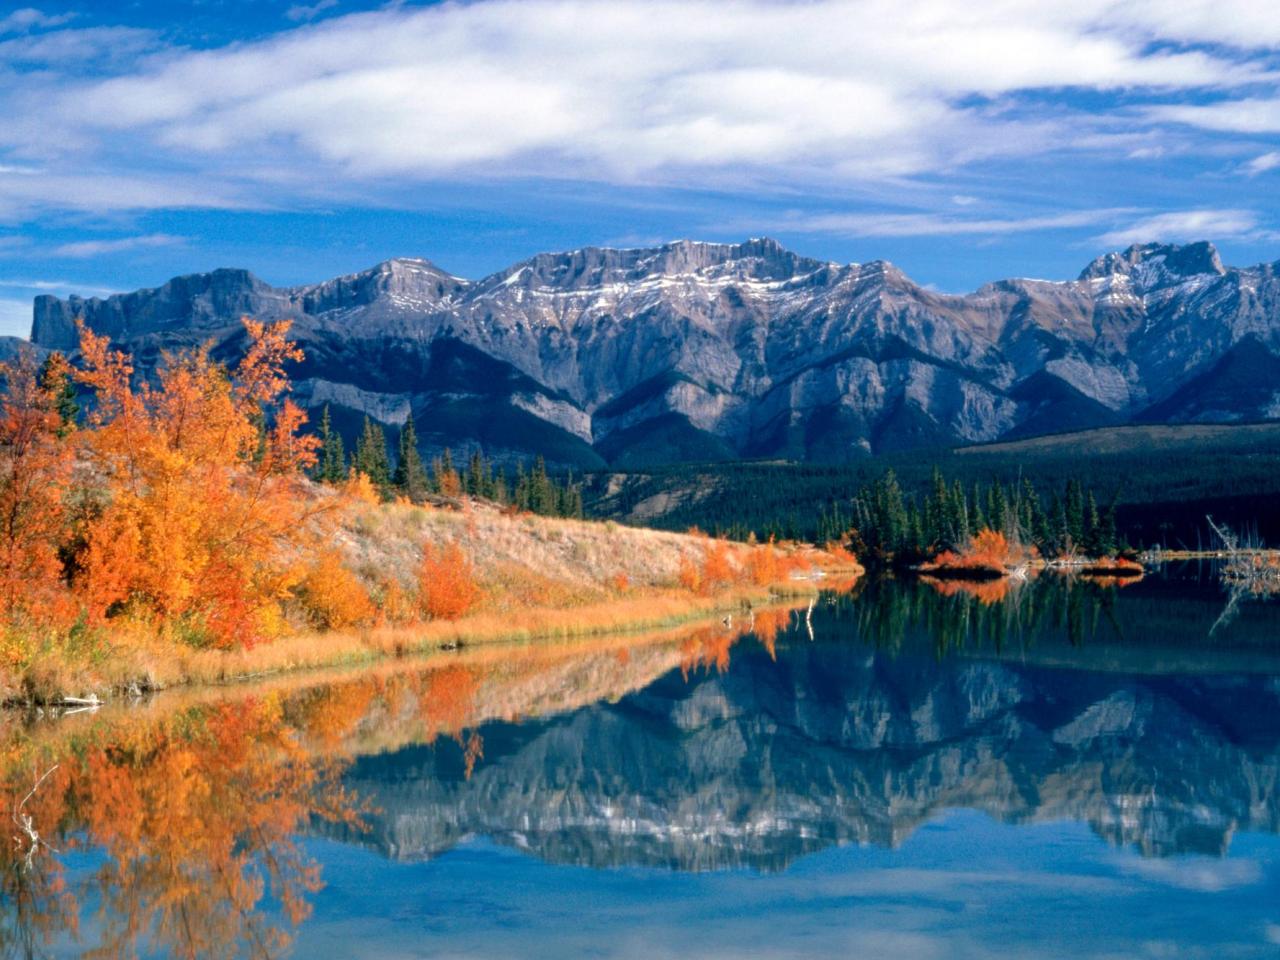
xmin=354 ymin=416 xmax=391 ymax=488
xmin=1099 ymin=498 xmax=1119 ymax=557
xmin=513 ymin=461 xmax=530 ymax=510
xmin=949 ymin=479 xmax=969 ymax=544
xmin=988 ymin=482 xmax=1008 ymax=535
xmin=968 ymin=481 xmax=985 ymax=535
xmin=465 ymin=449 xmax=486 ymax=497
xmin=38 ymin=352 xmax=78 ymax=437
xmin=1082 ymin=491 xmax=1103 ymax=558
xmin=317 ymin=405 xmax=346 ymax=483
xmin=529 ymin=456 xmax=553 ymax=515
xmin=392 ymin=410 xmax=429 ymax=500
xmin=1064 ymin=479 xmax=1085 ymax=551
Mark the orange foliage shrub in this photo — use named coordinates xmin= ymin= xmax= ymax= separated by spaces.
xmin=418 ymin=541 xmax=480 ymax=620
xmin=296 ymin=550 xmax=375 ymax=630
xmin=342 ymin=469 xmax=380 ymax=505
xmin=0 ymin=351 xmax=74 ymax=624
xmin=928 ymin=528 xmax=1024 ymax=578
xmin=745 ymin=543 xmax=782 ymax=586
xmin=376 ymin=576 xmax=418 ymax=627
xmin=701 ymin=540 xmax=734 ymax=590
xmin=436 ymin=468 xmax=462 ymax=498
xmin=73 ymin=319 xmax=322 ymax=648
xmin=677 ymin=554 xmax=702 ymax=593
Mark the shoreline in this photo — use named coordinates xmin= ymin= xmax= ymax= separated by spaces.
xmin=4 ymin=577 xmax=849 ymax=708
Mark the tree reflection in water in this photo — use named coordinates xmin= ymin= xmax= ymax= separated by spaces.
xmin=0 ymin=615 xmax=780 ymax=958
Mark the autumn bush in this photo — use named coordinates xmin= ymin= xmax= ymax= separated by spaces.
xmin=0 ymin=352 xmax=75 ymax=627
xmin=926 ymin=528 xmax=1029 ymax=579
xmin=701 ymin=539 xmax=734 ymax=591
xmin=418 ymin=541 xmax=480 ymax=620
xmin=296 ymin=550 xmax=376 ymax=631
xmin=73 ymin=319 xmax=322 ymax=647
xmin=745 ymin=541 xmax=786 ymax=586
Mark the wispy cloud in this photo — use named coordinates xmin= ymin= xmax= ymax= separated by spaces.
xmin=0 ymin=0 xmax=1271 ymax=220
xmin=0 ymin=8 xmax=74 ymax=36
xmin=1148 ymin=98 xmax=1280 ymax=135
xmin=730 ymin=208 xmax=1133 ymax=239
xmin=1095 ymin=208 xmax=1270 ymax=246
xmin=0 ymin=278 xmax=118 ymax=296
xmin=50 ymin=233 xmax=185 ymax=259
xmin=286 ymin=0 xmax=339 ymax=23
xmin=1244 ymin=151 xmax=1280 ymax=176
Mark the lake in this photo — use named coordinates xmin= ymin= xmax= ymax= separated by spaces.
xmin=10 ymin=563 xmax=1280 ymax=958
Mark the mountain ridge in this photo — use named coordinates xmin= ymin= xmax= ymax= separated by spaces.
xmin=25 ymin=237 xmax=1280 ymax=467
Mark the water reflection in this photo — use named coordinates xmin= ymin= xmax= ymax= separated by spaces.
xmin=4 ymin=572 xmax=1280 ymax=956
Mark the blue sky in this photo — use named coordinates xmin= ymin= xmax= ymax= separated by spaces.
xmin=1 ymin=0 xmax=1280 ymax=336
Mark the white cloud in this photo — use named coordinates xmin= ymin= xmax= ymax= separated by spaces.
xmin=0 ymin=1 xmax=1269 ymax=220
xmin=1245 ymin=151 xmax=1280 ymax=176
xmin=0 ymin=8 xmax=74 ymax=36
xmin=1096 ymin=208 xmax=1268 ymax=246
xmin=286 ymin=0 xmax=339 ymax=23
xmin=740 ymin=208 xmax=1132 ymax=239
xmin=1149 ymin=98 xmax=1280 ymax=134
xmin=50 ymin=233 xmax=185 ymax=259
xmin=10 ymin=3 xmax=1280 ymax=188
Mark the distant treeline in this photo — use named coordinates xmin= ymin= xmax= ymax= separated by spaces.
xmin=313 ymin=405 xmax=584 ymax=517
xmin=827 ymin=468 xmax=1120 ymax=563
xmin=584 ymin=433 xmax=1280 ymax=549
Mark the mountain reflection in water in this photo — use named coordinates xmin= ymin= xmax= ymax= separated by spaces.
xmin=5 ymin=566 xmax=1280 ymax=958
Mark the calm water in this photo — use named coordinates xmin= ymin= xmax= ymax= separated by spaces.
xmin=14 ymin=564 xmax=1280 ymax=958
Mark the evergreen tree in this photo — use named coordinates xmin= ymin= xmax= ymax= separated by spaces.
xmin=354 ymin=416 xmax=391 ymax=488
xmin=392 ymin=410 xmax=429 ymax=500
xmin=1098 ymin=498 xmax=1119 ymax=557
xmin=38 ymin=352 xmax=78 ymax=436
xmin=529 ymin=456 xmax=554 ymax=515
xmin=1082 ymin=491 xmax=1103 ymax=557
xmin=1064 ymin=479 xmax=1085 ymax=551
xmin=948 ymin=479 xmax=968 ymax=545
xmin=317 ymin=405 xmax=346 ymax=483
xmin=968 ymin=481 xmax=986 ymax=535
xmin=988 ymin=482 xmax=1008 ymax=535
xmin=513 ymin=461 xmax=530 ymax=510
xmin=465 ymin=449 xmax=485 ymax=497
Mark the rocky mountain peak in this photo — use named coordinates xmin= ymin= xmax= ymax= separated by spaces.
xmin=478 ymin=237 xmax=830 ymax=294
xmin=298 ymin=256 xmax=465 ymax=315
xmin=1078 ymin=240 xmax=1226 ymax=286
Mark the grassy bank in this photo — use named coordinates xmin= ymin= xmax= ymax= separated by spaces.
xmin=4 ymin=493 xmax=859 ymax=704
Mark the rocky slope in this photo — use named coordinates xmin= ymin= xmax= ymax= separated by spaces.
xmin=25 ymin=238 xmax=1280 ymax=466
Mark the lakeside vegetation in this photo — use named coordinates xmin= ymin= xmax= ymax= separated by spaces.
xmin=584 ymin=424 xmax=1280 ymax=550
xmin=0 ymin=321 xmax=856 ymax=704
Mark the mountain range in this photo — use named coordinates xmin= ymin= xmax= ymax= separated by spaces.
xmin=24 ymin=237 xmax=1280 ymax=467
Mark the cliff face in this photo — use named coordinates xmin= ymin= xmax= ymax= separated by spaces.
xmin=29 ymin=238 xmax=1280 ymax=466
xmin=327 ymin=642 xmax=1280 ymax=871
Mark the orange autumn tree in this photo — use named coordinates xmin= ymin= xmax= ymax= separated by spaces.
xmin=74 ymin=319 xmax=322 ymax=648
xmin=0 ymin=351 xmax=74 ymax=625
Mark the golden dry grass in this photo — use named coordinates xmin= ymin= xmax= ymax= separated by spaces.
xmin=3 ymin=493 xmax=860 ymax=703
